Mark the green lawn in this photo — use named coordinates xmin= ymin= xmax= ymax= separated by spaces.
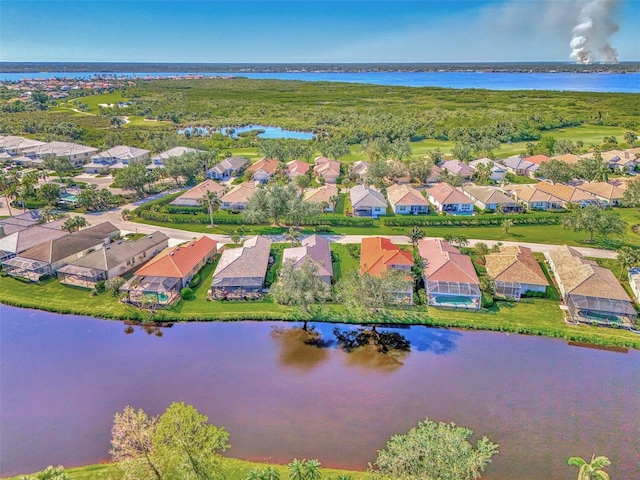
xmin=3 ymin=457 xmax=369 ymax=480
xmin=331 ymin=243 xmax=360 ymax=281
xmin=67 ymin=91 xmax=126 ymax=114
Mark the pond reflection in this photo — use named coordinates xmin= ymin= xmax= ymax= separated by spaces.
xmin=270 ymin=325 xmax=330 ymax=371
xmin=333 ymin=326 xmax=411 ymax=372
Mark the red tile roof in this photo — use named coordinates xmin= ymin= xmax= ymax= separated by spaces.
xmin=524 ymin=155 xmax=551 ymax=165
xmin=360 ymin=237 xmax=413 ymax=276
xmin=134 ymin=236 xmax=217 ymax=279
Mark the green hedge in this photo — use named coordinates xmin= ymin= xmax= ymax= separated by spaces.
xmin=139 ymin=210 xmax=248 ymax=225
xmin=166 ymin=205 xmax=206 ymax=215
xmin=382 ymin=213 xmax=564 ymax=227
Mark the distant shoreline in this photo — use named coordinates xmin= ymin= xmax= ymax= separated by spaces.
xmin=2 ymin=61 xmax=640 ymax=74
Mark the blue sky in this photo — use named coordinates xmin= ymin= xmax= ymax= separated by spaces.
xmin=1 ymin=1 xmax=638 ymax=62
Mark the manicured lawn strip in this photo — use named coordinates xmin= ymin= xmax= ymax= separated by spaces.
xmin=2 ymin=458 xmax=369 ymax=480
xmin=331 ymin=243 xmax=360 ymax=281
xmin=2 ymin=273 xmax=638 ymax=348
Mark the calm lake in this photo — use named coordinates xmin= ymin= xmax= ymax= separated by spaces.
xmin=1 ymin=306 xmax=638 ymax=479
xmin=1 ymin=71 xmax=639 ymax=93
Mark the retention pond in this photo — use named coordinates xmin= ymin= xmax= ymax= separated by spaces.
xmin=1 ymin=306 xmax=638 ymax=478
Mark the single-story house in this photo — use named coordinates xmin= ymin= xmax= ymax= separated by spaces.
xmin=551 ymin=153 xmax=581 ymax=165
xmin=441 ymin=160 xmax=473 ymax=179
xmin=503 ymin=184 xmax=564 ymax=211
xmin=206 ymin=157 xmax=249 ymax=180
xmin=574 ymin=182 xmax=625 ymax=206
xmin=220 ymin=182 xmax=257 ymax=211
xmin=83 ymin=145 xmax=151 ymax=173
xmin=627 ymin=267 xmax=640 ymax=305
xmin=282 ymin=234 xmax=333 ymax=284
xmin=2 ymin=221 xmax=119 ymax=280
xmin=485 ymin=246 xmax=549 ymax=300
xmin=0 ymin=218 xmax=67 ymax=263
xmin=349 ymin=161 xmax=369 ymax=180
xmin=169 ymin=179 xmax=226 ymax=207
xmin=427 ymin=164 xmax=443 ymax=184
xmin=546 ymin=245 xmax=636 ymax=327
xmin=21 ymin=141 xmax=99 ymax=167
xmin=147 ymin=146 xmax=203 ymax=170
xmin=500 ymin=156 xmax=539 ymax=178
xmin=313 ymin=156 xmax=341 ymax=184
xmin=211 ymin=235 xmax=272 ymax=296
xmin=303 ymin=184 xmax=340 ymax=212
xmin=418 ymin=238 xmax=481 ymax=309
xmin=469 ymin=158 xmax=507 ymax=183
xmin=426 ymin=183 xmax=474 ymax=214
xmin=0 ymin=211 xmax=45 ymax=237
xmin=120 ymin=236 xmax=217 ymax=306
xmin=532 ymin=181 xmax=601 ymax=207
xmin=386 ymin=183 xmax=429 ymax=215
xmin=600 ymin=149 xmax=638 ymax=172
xmin=523 ymin=155 xmax=551 ymax=165
xmin=247 ymin=158 xmax=279 ymax=183
xmin=461 ymin=184 xmax=522 ymax=212
xmin=350 ymin=185 xmax=387 ymax=217
xmin=57 ymin=232 xmax=169 ymax=288
xmin=286 ymin=160 xmax=310 ymax=180
xmin=360 ymin=237 xmax=413 ymax=304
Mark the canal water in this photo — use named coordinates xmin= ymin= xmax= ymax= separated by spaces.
xmin=1 ymin=306 xmax=638 ymax=478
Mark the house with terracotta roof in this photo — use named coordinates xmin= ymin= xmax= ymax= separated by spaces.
xmin=303 ymin=184 xmax=340 ymax=212
xmin=286 ymin=160 xmax=310 ymax=180
xmin=350 ymin=185 xmax=387 ymax=217
xmin=57 ymin=232 xmax=169 ymax=288
xmin=83 ymin=145 xmax=151 ymax=173
xmin=418 ymin=239 xmax=481 ymax=309
xmin=121 ymin=236 xmax=217 ymax=306
xmin=546 ymin=245 xmax=636 ymax=327
xmin=313 ymin=156 xmax=341 ymax=184
xmin=206 ymin=157 xmax=249 ymax=180
xmin=503 ymin=184 xmax=564 ymax=211
xmin=169 ymin=179 xmax=226 ymax=207
xmin=524 ymin=154 xmax=550 ymax=165
xmin=360 ymin=237 xmax=413 ymax=304
xmin=461 ymin=184 xmax=522 ymax=212
xmin=575 ymin=181 xmax=624 ymax=206
xmin=386 ymin=183 xmax=429 ymax=215
xmin=426 ymin=183 xmax=474 ymax=214
xmin=441 ymin=160 xmax=473 ymax=179
xmin=220 ymin=182 xmax=257 ymax=211
xmin=211 ymin=235 xmax=272 ymax=296
xmin=282 ymin=235 xmax=333 ymax=284
xmin=147 ymin=146 xmax=203 ymax=170
xmin=2 ymin=222 xmax=119 ymax=280
xmin=248 ymin=158 xmax=279 ymax=183
xmin=469 ymin=158 xmax=507 ymax=182
xmin=485 ymin=246 xmax=548 ymax=300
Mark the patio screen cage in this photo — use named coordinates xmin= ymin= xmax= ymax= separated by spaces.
xmin=56 ymin=264 xmax=106 ymax=289
xmin=495 ymin=281 xmax=523 ymax=300
xmin=2 ymin=257 xmax=51 ymax=280
xmin=566 ymin=294 xmax=637 ymax=324
xmin=211 ymin=276 xmax=264 ymax=291
xmin=427 ymin=280 xmax=481 ymax=297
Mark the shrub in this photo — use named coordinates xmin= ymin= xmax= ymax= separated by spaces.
xmin=314 ymin=224 xmax=333 ymax=232
xmin=38 ymin=274 xmax=51 ymax=281
xmin=382 ymin=212 xmax=563 ymax=228
xmin=95 ymin=280 xmax=106 ymax=291
xmin=481 ymin=292 xmax=495 ymax=308
xmin=188 ymin=274 xmax=200 ymax=288
xmin=180 ymin=287 xmax=194 ymax=300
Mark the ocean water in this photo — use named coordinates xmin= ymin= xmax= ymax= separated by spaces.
xmin=1 ymin=71 xmax=639 ymax=93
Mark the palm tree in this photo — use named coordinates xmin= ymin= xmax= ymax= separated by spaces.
xmin=287 ymin=459 xmax=306 ymax=480
xmin=303 ymin=459 xmax=322 ymax=480
xmin=2 ymin=184 xmax=17 ymax=216
xmin=39 ymin=205 xmax=57 ymax=222
xmin=616 ymin=246 xmax=640 ymax=279
xmin=285 ymin=227 xmax=300 ymax=247
xmin=407 ymin=226 xmax=426 ymax=248
xmin=198 ymin=190 xmax=221 ymax=227
xmin=501 ymin=218 xmax=514 ymax=235
xmin=329 ymin=194 xmax=340 ymax=211
xmin=62 ymin=216 xmax=90 ymax=233
xmin=567 ymin=454 xmax=611 ymax=480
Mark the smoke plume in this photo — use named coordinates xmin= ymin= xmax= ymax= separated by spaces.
xmin=570 ymin=0 xmax=620 ymax=64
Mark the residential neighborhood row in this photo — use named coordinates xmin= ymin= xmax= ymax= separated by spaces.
xmin=0 ymin=211 xmax=636 ymax=330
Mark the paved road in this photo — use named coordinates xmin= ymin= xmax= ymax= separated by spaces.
xmin=67 ymin=205 xmax=618 ymax=259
